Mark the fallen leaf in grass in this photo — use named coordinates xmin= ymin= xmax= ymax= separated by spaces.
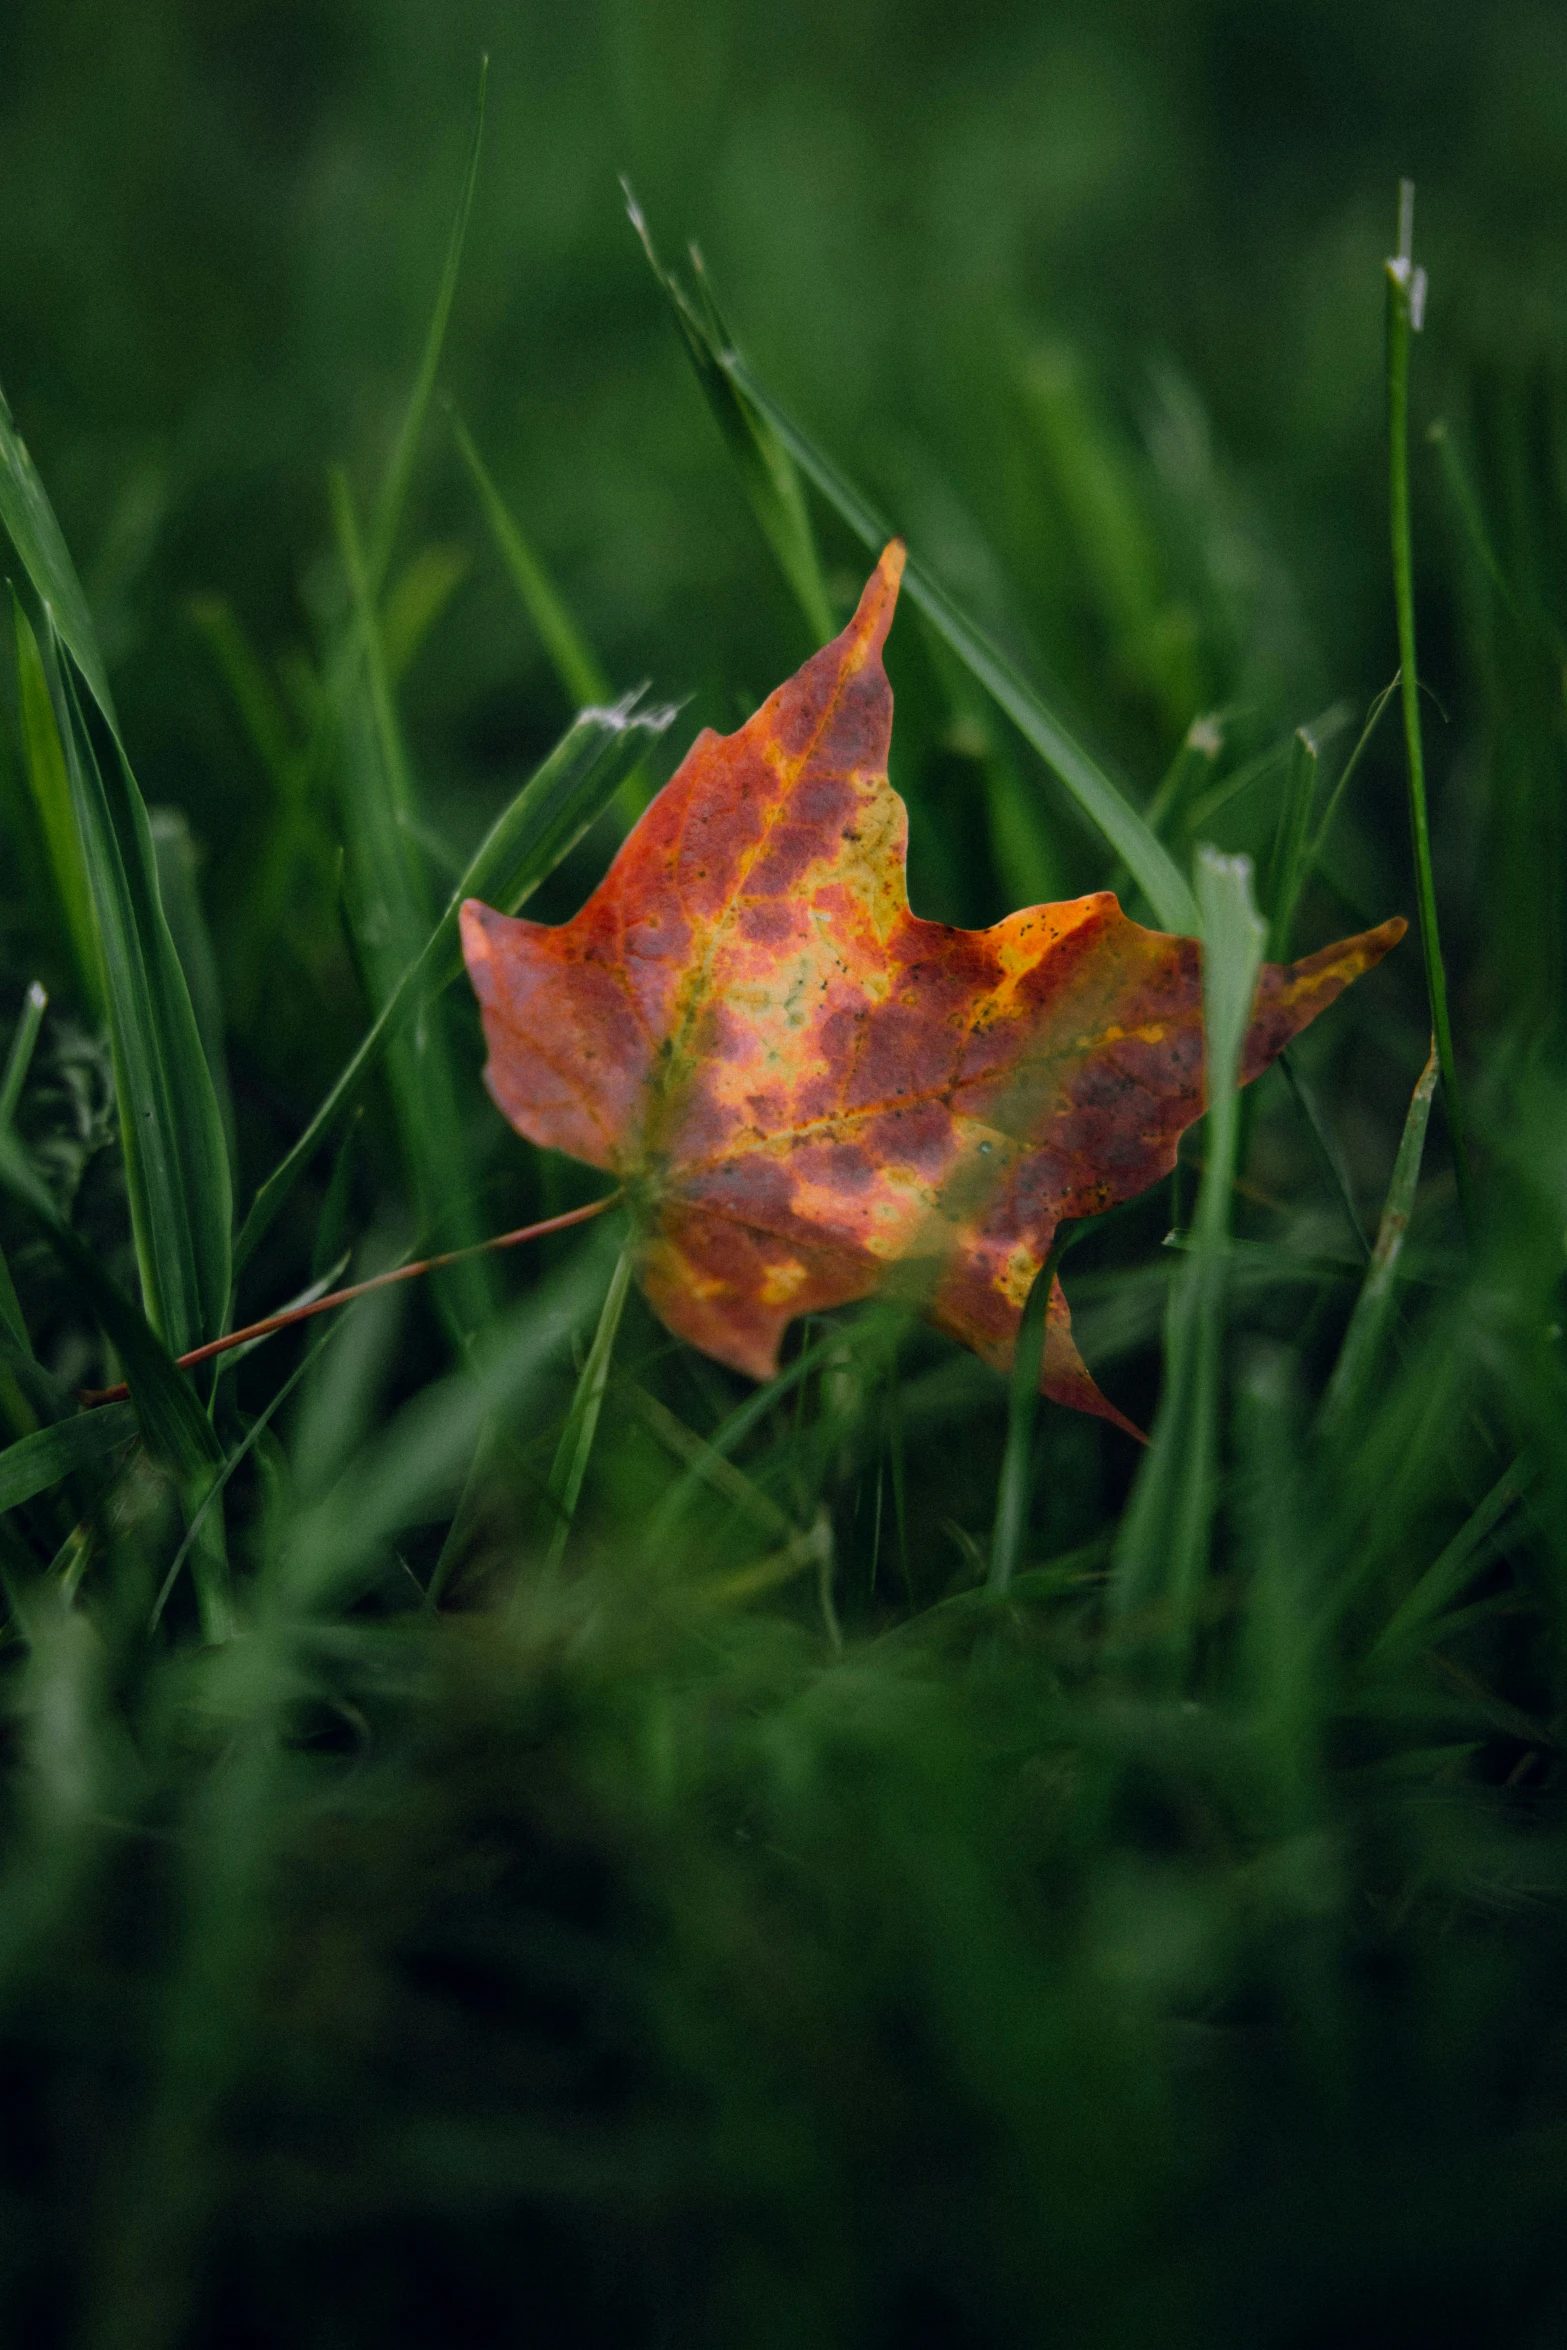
xmin=463 ymin=545 xmax=1403 ymax=1431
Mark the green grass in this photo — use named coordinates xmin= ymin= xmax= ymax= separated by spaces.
xmin=0 ymin=36 xmax=1566 ymax=2346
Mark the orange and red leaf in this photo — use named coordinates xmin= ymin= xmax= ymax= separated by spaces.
xmin=462 ymin=544 xmax=1403 ymax=1430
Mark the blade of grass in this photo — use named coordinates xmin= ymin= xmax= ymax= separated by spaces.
xmin=1100 ymin=713 xmax=1223 ymax=910
xmin=366 ymin=58 xmax=488 ymax=595
xmin=888 ymin=1363 xmax=910 ymax=1602
xmin=1278 ymin=1050 xmax=1371 ymax=1260
xmin=920 ymin=622 xmax=1067 ymax=908
xmin=311 ymin=1108 xmax=361 ymax=1283
xmin=0 ymin=1321 xmax=71 ymax=1425
xmin=186 ymin=594 xmax=339 ymax=1022
xmin=335 ymin=472 xmax=505 ymax=1339
xmin=1426 ymin=419 xmax=1547 ymax=644
xmin=78 ymin=1690 xmax=278 ymax=2350
xmin=697 ymin=390 xmax=1196 ymax=929
xmin=451 ymin=410 xmax=654 ymax=825
xmin=0 ymin=383 xmax=117 ymax=731
xmin=0 ymin=1132 xmax=216 ymax=1479
xmin=209 ymin=57 xmax=485 ymax=1036
xmin=380 ymin=543 xmax=470 ymax=684
xmin=1307 ymin=674 xmax=1399 ymax=866
xmin=643 ymin=1327 xmax=849 ymax=1551
xmin=451 ymin=409 xmax=610 ymax=707
xmin=626 ymin=190 xmax=836 ymax=647
xmin=0 ymin=982 xmax=46 ymax=1128
xmin=1265 ymin=728 xmax=1320 ymax=957
xmin=538 ymin=1239 xmax=636 ymax=1573
xmin=233 ymin=693 xmax=669 ymax=1270
xmin=1387 ymin=183 xmax=1474 ymax=1240
xmin=149 ymin=807 xmax=235 ymax=1169
xmin=1183 ymin=731 xmax=1291 ymax=835
xmin=1235 ymin=1347 xmax=1321 ymax=1831
xmin=0 ymin=1127 xmax=230 ymax=1634
xmin=187 ymin=595 xmax=306 ymax=805
xmin=44 ymin=638 xmax=232 ymax=1352
xmin=700 ymin=1510 xmax=834 ymax=1610
xmin=1025 ymin=342 xmax=1157 ymax=607
xmin=988 ymin=1230 xmax=1069 ymax=1595
xmin=0 ymin=1231 xmax=30 ymax=1375
xmin=1111 ymin=847 xmax=1267 ymax=1676
xmin=333 ymin=472 xmax=427 ymax=836
xmin=1 ymin=388 xmax=232 ymax=1428
xmin=13 ymin=465 xmax=233 ymax=1358
xmin=275 ymin=1224 xmax=615 ymax=1618
xmin=625 ymin=198 xmax=1194 ymax=928
xmin=0 ymin=1405 xmax=138 ymax=1516
xmin=1151 ymin=714 xmax=1225 ymax=833
xmin=422 ymin=1418 xmax=493 ymax=1612
xmin=46 ymin=1519 xmax=92 ymax=1602
xmin=1318 ymin=1040 xmax=1440 ymax=1437
xmin=617 ymin=1373 xmax=795 ymax=1544
xmin=0 ymin=1587 xmax=123 ymax=2036
xmin=211 ymin=54 xmax=487 ymax=991
xmin=11 ymin=595 xmax=101 ymax=1006
xmin=1370 ymin=1454 xmax=1537 ymax=1663
xmin=737 ymin=362 xmax=1195 ymax=930
xmin=149 ymin=1326 xmax=341 ymax=1632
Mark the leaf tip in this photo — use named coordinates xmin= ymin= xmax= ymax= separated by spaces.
xmin=846 ymin=539 xmax=906 ymax=659
xmin=459 ymin=896 xmax=493 ymax=973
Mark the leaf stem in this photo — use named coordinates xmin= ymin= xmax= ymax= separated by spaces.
xmin=539 ymin=1240 xmax=637 ymax=1573
xmin=1386 ymin=182 xmax=1475 ymax=1241
xmin=80 ymin=1194 xmax=621 ymax=1406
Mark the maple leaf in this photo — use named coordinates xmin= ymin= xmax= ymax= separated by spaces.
xmin=461 ymin=545 xmax=1403 ymax=1434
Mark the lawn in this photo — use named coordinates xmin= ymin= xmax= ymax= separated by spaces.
xmin=0 ymin=8 xmax=1565 ymax=2345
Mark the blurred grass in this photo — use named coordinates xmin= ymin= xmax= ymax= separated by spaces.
xmin=0 ymin=5 xmax=1565 ymax=2346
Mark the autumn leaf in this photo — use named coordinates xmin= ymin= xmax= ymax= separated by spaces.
xmin=461 ymin=545 xmax=1403 ymax=1433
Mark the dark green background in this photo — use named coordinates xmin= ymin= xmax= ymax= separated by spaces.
xmin=3 ymin=20 xmax=1567 ymax=2348
xmin=3 ymin=0 xmax=1564 ymax=849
